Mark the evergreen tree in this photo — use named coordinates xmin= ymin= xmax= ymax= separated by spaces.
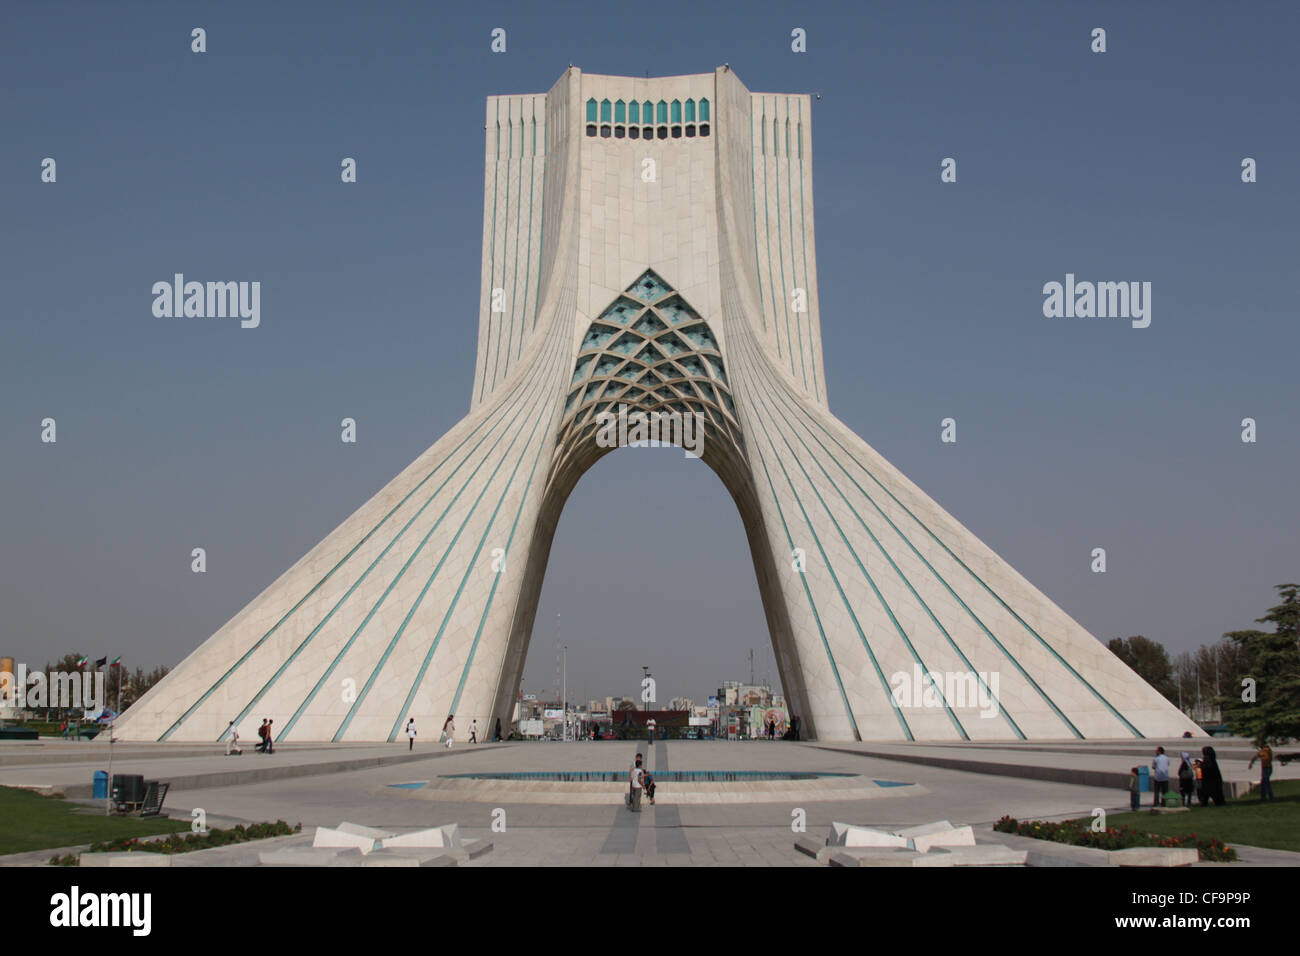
xmin=1221 ymin=584 xmax=1300 ymax=744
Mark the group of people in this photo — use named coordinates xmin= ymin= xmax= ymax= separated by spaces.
xmin=627 ymin=751 xmax=656 ymax=811
xmin=1132 ymin=745 xmax=1224 ymax=809
xmin=1135 ymin=741 xmax=1279 ymax=809
xmin=224 ymin=719 xmax=274 ymax=755
xmin=403 ymin=715 xmax=507 ymax=749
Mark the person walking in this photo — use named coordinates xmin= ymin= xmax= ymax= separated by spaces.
xmin=469 ymin=719 xmax=478 ymax=744
xmin=1177 ymin=752 xmax=1195 ymax=807
xmin=441 ymin=714 xmax=455 ymax=749
xmin=628 ymin=753 xmax=644 ymax=812
xmin=265 ymin=719 xmax=274 ymax=754
xmin=226 ymin=721 xmax=242 ymax=756
xmin=1151 ymin=746 xmax=1170 ymax=807
xmin=1199 ymin=746 xmax=1225 ymax=806
xmin=1248 ymin=741 xmax=1275 ymax=802
xmin=647 ymin=717 xmax=656 ymax=744
xmin=493 ymin=717 xmax=502 ymax=742
xmin=257 ymin=719 xmax=268 ymax=753
xmin=406 ymin=718 xmax=417 ymax=751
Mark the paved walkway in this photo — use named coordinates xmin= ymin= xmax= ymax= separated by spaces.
xmin=3 ymin=738 xmax=1294 ymax=866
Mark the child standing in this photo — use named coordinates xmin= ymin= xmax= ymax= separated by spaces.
xmin=1128 ymin=766 xmax=1141 ymax=811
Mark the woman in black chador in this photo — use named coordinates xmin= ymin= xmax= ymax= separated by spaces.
xmin=1199 ymin=745 xmax=1226 ymax=806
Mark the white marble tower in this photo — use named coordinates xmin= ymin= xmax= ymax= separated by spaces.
xmin=114 ymin=68 xmax=1200 ymax=743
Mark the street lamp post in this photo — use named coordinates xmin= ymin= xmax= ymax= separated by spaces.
xmin=562 ymin=644 xmax=567 ymax=742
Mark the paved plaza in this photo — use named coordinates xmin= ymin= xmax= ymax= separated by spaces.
xmin=2 ymin=737 xmax=1294 ymax=867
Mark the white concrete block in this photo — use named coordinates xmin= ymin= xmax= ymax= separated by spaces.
xmin=828 ymin=848 xmax=927 ymax=867
xmin=260 ymin=847 xmax=363 ymax=866
xmin=829 ymin=822 xmax=908 ymax=848
xmin=80 ymin=852 xmax=172 ymax=867
xmin=379 ymin=824 xmax=462 ymax=850
xmin=891 ymin=820 xmax=955 ymax=839
xmin=911 ymin=825 xmax=976 ymax=854
xmin=1110 ymin=847 xmax=1198 ymax=867
xmin=358 ymin=848 xmax=458 ymax=867
xmin=335 ymin=822 xmax=396 ymax=841
xmin=914 ymin=845 xmax=1025 ymax=866
xmin=313 ymin=826 xmax=380 ymax=855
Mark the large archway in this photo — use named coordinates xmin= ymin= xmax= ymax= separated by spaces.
xmin=490 ymin=271 xmax=813 ymax=736
xmin=114 ymin=66 xmax=1200 ymax=744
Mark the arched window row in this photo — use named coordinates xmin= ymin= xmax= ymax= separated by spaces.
xmin=584 ymin=97 xmax=710 ymax=140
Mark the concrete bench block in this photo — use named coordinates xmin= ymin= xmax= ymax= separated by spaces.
xmin=79 ymin=852 xmax=172 ymax=867
xmin=980 ymin=832 xmax=1112 ymax=867
xmin=313 ymin=826 xmax=380 ymax=854
xmin=1110 ymin=847 xmax=1198 ymax=867
xmin=915 ymin=845 xmax=1025 ymax=867
xmin=911 ymin=825 xmax=975 ymax=854
xmin=335 ymin=822 xmax=396 ymax=841
xmin=827 ymin=848 xmax=927 ymax=867
xmin=358 ymin=848 xmax=457 ymax=867
xmin=828 ymin=822 xmax=908 ymax=848
xmin=379 ymin=824 xmax=462 ymax=850
xmin=260 ymin=847 xmax=362 ymax=866
xmin=891 ymin=820 xmax=955 ymax=839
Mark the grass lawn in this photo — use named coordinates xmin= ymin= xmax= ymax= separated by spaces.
xmin=0 ymin=786 xmax=191 ymax=855
xmin=1087 ymin=779 xmax=1300 ymax=853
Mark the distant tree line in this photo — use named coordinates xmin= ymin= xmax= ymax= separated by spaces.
xmin=20 ymin=653 xmax=169 ymax=719
xmin=1107 ymin=583 xmax=1299 ymax=745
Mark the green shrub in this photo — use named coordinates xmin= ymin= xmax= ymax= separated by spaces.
xmin=992 ymin=815 xmax=1236 ymax=862
xmin=49 ymin=819 xmax=301 ymax=865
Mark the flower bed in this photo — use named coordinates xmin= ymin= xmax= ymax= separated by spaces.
xmin=993 ymin=816 xmax=1236 ymax=862
xmin=50 ymin=820 xmax=301 ymax=865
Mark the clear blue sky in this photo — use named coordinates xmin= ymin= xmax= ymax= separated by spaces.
xmin=1 ymin=0 xmax=1296 ymax=708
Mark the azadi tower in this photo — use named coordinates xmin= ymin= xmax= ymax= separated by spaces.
xmin=116 ymin=68 xmax=1200 ymax=743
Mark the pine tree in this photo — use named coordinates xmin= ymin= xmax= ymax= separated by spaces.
xmin=1221 ymin=584 xmax=1300 ymax=744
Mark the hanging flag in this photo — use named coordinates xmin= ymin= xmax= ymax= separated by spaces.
xmin=94 ymin=656 xmax=107 ymax=667
xmin=110 ymin=657 xmax=121 ymax=667
xmin=75 ymin=656 xmax=87 ymax=670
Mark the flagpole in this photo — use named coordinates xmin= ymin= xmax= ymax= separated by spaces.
xmin=105 ymin=658 xmax=113 ymax=816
